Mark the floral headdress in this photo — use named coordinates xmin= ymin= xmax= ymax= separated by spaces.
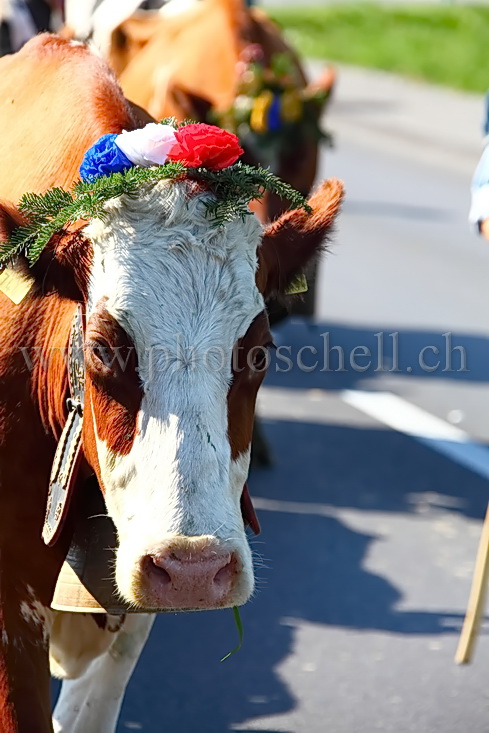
xmin=0 ymin=120 xmax=310 ymax=267
xmin=214 ymin=49 xmax=333 ymax=166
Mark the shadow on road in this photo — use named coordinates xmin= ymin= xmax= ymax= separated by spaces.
xmin=267 ymin=319 xmax=489 ymax=388
xmin=256 ymin=418 xmax=488 ymax=522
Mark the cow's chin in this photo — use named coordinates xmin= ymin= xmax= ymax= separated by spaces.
xmin=114 ymin=534 xmax=254 ymax=612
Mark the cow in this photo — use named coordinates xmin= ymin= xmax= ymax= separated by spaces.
xmin=0 ymin=34 xmax=343 ymax=732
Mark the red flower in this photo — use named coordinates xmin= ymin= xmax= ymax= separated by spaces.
xmin=167 ymin=123 xmax=243 ymax=170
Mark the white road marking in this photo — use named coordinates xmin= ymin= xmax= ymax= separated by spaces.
xmin=341 ymin=390 xmax=489 ymax=480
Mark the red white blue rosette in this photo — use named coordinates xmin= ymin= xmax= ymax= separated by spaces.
xmin=79 ymin=122 xmax=244 ymax=181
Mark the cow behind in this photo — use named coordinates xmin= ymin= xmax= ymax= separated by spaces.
xmin=103 ymin=0 xmax=334 ymax=221
xmin=0 ymin=35 xmax=343 ymax=732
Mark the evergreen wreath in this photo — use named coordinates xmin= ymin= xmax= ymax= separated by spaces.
xmin=0 ymin=119 xmax=311 ymax=268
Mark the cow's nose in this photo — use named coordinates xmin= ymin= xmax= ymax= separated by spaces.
xmin=142 ymin=538 xmax=239 ymax=609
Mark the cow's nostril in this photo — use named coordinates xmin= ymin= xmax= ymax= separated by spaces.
xmin=213 ymin=561 xmax=234 ymax=589
xmin=146 ymin=556 xmax=171 ymax=586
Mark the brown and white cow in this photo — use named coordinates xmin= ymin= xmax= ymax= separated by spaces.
xmin=0 ymin=34 xmax=343 ymax=732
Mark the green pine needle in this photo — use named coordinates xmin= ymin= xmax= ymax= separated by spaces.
xmin=220 ymin=606 xmax=244 ymax=662
xmin=0 ymin=158 xmax=311 ymax=268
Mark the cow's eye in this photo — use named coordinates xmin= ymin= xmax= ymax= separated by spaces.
xmin=251 ymin=342 xmax=275 ymax=372
xmin=86 ymin=338 xmax=115 ymax=371
xmin=253 ymin=349 xmax=266 ymax=371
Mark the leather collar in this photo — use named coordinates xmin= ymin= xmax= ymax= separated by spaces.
xmin=42 ymin=305 xmax=85 ymax=545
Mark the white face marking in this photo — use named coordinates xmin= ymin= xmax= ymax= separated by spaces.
xmin=86 ymin=180 xmax=263 ymax=605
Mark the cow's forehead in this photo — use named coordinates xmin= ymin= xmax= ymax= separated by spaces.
xmin=86 ymin=180 xmax=265 ymax=354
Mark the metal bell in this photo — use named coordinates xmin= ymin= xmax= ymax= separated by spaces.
xmin=51 ymin=478 xmax=134 ymax=614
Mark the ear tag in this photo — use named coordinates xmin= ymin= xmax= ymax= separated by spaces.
xmin=0 ymin=267 xmax=34 ymax=304
xmin=285 ymin=273 xmax=308 ymax=296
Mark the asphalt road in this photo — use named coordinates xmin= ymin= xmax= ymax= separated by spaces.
xmin=96 ymin=79 xmax=489 ymax=732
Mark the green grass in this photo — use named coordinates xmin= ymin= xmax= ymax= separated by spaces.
xmin=265 ymin=4 xmax=489 ymax=93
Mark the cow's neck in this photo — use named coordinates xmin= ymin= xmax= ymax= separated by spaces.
xmin=0 ymin=291 xmax=77 ymax=532
xmin=0 ymin=291 xmax=81 ymax=722
xmin=0 ymin=292 xmax=79 ymax=730
xmin=0 ymin=578 xmax=54 ymax=733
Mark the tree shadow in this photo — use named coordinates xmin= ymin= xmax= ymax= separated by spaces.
xmin=254 ymin=418 xmax=488 ymax=522
xmin=120 ymin=509 xmax=455 ymax=733
xmin=265 ymin=319 xmax=489 ymax=390
xmin=53 ymin=319 xmax=489 ymax=731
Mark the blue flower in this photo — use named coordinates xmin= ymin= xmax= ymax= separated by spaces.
xmin=267 ymin=95 xmax=282 ymax=132
xmin=79 ymin=133 xmax=134 ymax=181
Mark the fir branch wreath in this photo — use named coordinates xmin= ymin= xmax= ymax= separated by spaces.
xmin=0 ymin=120 xmax=311 ymax=268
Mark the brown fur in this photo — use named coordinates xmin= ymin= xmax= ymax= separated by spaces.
xmin=227 ymin=312 xmax=271 ymax=459
xmin=85 ymin=305 xmax=142 ymax=460
xmin=0 ymin=35 xmax=141 ymax=202
xmin=259 ymin=179 xmax=344 ymax=295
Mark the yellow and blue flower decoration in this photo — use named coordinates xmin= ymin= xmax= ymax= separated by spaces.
xmin=214 ymin=51 xmax=332 ymax=156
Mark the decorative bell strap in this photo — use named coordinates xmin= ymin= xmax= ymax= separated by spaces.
xmin=51 ymin=478 xmax=157 ymax=614
xmin=42 ymin=305 xmax=85 ymax=546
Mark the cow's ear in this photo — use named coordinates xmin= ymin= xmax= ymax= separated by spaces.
xmin=304 ymin=66 xmax=336 ymax=110
xmin=169 ymin=83 xmax=213 ymax=124
xmin=33 ymin=222 xmax=92 ymax=302
xmin=0 ymin=200 xmax=24 ymax=244
xmin=128 ymin=99 xmax=155 ymax=127
xmin=259 ymin=178 xmax=343 ymax=298
xmin=0 ymin=203 xmax=91 ymax=302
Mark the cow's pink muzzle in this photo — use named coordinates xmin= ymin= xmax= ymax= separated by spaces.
xmin=141 ymin=537 xmax=242 ymax=610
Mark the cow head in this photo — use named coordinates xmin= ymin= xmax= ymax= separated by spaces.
xmin=1 ymin=177 xmax=343 ymax=611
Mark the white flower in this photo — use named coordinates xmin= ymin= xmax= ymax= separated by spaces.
xmin=115 ymin=123 xmax=177 ymax=167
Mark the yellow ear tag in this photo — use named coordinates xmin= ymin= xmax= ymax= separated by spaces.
xmin=285 ymin=273 xmax=308 ymax=296
xmin=0 ymin=267 xmax=34 ymax=304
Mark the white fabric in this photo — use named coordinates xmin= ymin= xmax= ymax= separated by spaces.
xmin=63 ymin=0 xmax=99 ymax=41
xmin=115 ymin=124 xmax=178 ymax=167
xmin=64 ymin=0 xmax=143 ymax=52
xmin=469 ymin=184 xmax=489 ymax=233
